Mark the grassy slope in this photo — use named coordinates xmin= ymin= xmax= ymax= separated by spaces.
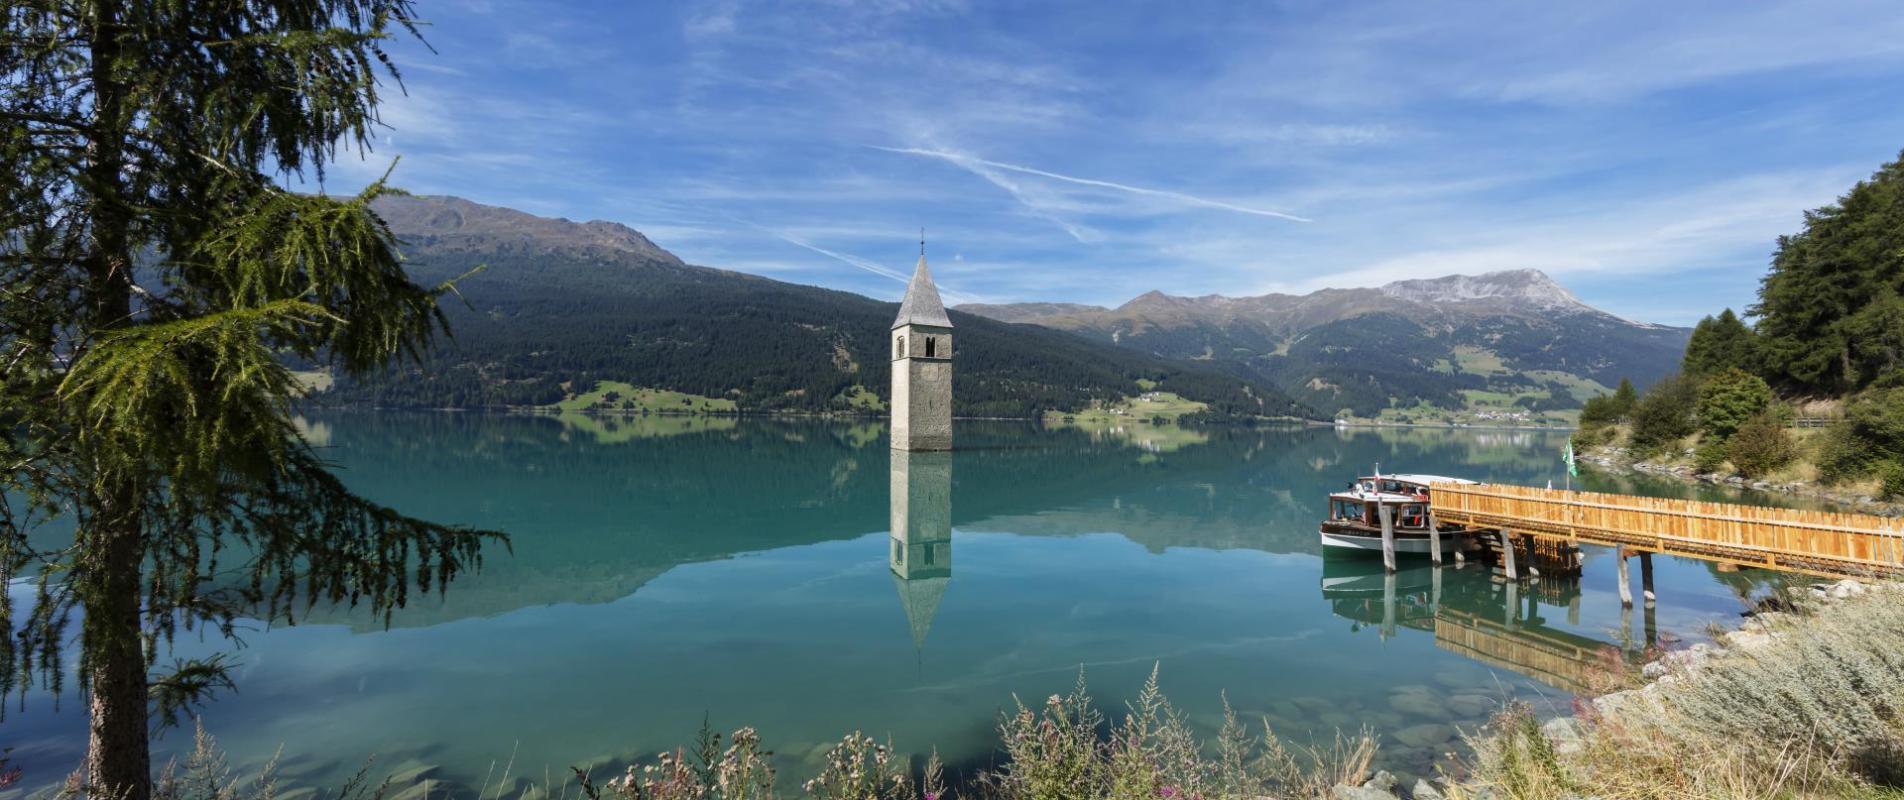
xmin=552 ymin=381 xmax=738 ymax=414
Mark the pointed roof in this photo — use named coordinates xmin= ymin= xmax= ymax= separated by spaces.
xmin=892 ymin=572 xmax=949 ymax=651
xmin=893 ymin=255 xmax=953 ymax=329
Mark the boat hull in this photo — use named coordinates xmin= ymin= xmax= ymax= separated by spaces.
xmin=1319 ymin=526 xmax=1459 ymax=558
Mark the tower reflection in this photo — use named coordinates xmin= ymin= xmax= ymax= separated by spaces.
xmin=890 ymin=449 xmax=953 ymax=655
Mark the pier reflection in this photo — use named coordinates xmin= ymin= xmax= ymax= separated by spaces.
xmin=1321 ymin=557 xmax=1656 ymax=694
xmin=890 ymin=450 xmax=953 ymax=655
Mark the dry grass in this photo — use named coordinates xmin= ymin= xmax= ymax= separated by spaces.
xmin=1452 ymin=583 xmax=1904 ymax=800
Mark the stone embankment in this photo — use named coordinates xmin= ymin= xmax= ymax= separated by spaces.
xmin=1580 ymin=446 xmax=1902 ymax=516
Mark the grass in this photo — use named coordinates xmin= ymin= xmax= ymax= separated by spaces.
xmin=1453 ymin=582 xmax=1904 ymax=800
xmin=833 ymin=384 xmax=886 ymax=413
xmin=1042 ymin=391 xmax=1209 ymax=426
xmin=1452 ymin=346 xmax=1507 ymax=376
xmin=552 ymin=381 xmax=738 ymax=415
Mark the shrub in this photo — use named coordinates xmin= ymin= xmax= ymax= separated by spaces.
xmin=1881 ymin=461 xmax=1904 ymax=501
xmin=1629 ymin=374 xmax=1698 ymax=454
xmin=1695 ymin=368 xmax=1774 ymax=441
xmin=1726 ymin=412 xmax=1797 ymax=479
xmin=1818 ymin=387 xmax=1904 ymax=484
xmin=1692 ymin=439 xmax=1729 ymax=474
xmin=1458 ymin=584 xmax=1904 ymax=798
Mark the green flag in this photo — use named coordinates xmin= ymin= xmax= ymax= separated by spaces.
xmin=1564 ymin=439 xmax=1578 ymax=477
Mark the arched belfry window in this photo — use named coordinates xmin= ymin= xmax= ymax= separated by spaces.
xmin=925 ymin=336 xmax=937 ymax=358
xmin=896 ymin=335 xmax=906 ymax=359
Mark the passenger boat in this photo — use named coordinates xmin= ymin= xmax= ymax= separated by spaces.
xmin=1319 ymin=473 xmax=1479 ymax=558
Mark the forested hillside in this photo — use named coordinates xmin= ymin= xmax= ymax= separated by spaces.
xmin=960 ymin=270 xmax=1689 ymax=420
xmin=1579 ymin=149 xmax=1904 ymax=499
xmin=312 ymin=196 xmax=1308 ymax=420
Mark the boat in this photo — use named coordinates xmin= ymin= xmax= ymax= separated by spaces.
xmin=1319 ymin=472 xmax=1479 ymax=558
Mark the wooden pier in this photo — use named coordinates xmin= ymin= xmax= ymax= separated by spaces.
xmin=1430 ymin=482 xmax=1904 ymax=581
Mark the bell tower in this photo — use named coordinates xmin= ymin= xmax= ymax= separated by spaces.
xmin=891 ymin=242 xmax=953 ymax=451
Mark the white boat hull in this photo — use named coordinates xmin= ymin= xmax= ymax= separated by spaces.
xmin=1319 ymin=529 xmax=1457 ymax=557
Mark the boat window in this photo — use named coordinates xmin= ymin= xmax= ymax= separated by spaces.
xmin=1401 ymin=504 xmax=1426 ymax=528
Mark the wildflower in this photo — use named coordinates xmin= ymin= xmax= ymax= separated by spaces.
xmin=1159 ymin=786 xmax=1178 ymax=799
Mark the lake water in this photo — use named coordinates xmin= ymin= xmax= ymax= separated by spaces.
xmin=5 ymin=415 xmax=1792 ymax=795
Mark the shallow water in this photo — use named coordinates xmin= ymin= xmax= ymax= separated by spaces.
xmin=5 ymin=415 xmax=1792 ymax=794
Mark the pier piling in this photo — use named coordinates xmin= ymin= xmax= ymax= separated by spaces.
xmin=1616 ymin=545 xmax=1633 ymax=608
xmin=1640 ymin=551 xmax=1656 ymax=606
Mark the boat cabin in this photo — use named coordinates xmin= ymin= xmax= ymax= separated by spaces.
xmin=1325 ymin=474 xmax=1478 ymax=533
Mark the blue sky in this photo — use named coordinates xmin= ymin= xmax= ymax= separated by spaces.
xmin=328 ymin=0 xmax=1904 ymax=325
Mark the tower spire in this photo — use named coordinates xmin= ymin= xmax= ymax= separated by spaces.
xmin=920 ymin=227 xmax=925 ymax=257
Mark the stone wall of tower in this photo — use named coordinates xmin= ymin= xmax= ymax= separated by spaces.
xmin=892 ymin=323 xmax=953 ymax=451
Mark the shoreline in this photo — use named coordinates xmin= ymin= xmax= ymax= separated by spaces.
xmin=1580 ymin=444 xmax=1904 ymax=517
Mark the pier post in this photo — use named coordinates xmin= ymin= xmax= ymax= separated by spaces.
xmin=1525 ymin=534 xmax=1542 ymax=578
xmin=1639 ymin=551 xmax=1656 ymax=607
xmin=1616 ymin=545 xmax=1633 ymax=608
xmin=1428 ymin=510 xmax=1443 ymax=565
xmin=1378 ymin=502 xmax=1397 ymax=574
xmin=1431 ymin=562 xmax=1443 ymax=610
xmin=1567 ymin=592 xmax=1581 ymax=626
xmin=1500 ymin=528 xmax=1519 ymax=580
xmin=1381 ymin=569 xmax=1398 ymax=641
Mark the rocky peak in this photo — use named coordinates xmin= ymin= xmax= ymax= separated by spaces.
xmin=373 ymin=194 xmax=684 ymax=266
xmin=1376 ymin=269 xmax=1590 ymax=313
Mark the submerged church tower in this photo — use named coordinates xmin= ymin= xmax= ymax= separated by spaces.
xmin=891 ymin=247 xmax=953 ymax=451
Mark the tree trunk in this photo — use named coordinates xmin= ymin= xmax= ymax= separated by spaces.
xmin=84 ymin=520 xmax=150 ymax=800
xmin=82 ymin=2 xmax=152 ymax=796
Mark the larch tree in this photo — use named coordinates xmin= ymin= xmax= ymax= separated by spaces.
xmin=1 ymin=2 xmax=502 ymax=798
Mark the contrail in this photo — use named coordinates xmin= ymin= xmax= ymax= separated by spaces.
xmin=875 ymin=146 xmax=1312 ymax=223
xmin=743 ymin=220 xmax=985 ymax=304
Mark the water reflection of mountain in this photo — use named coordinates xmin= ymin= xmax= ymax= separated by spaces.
xmin=292 ymin=414 xmax=1578 ymax=630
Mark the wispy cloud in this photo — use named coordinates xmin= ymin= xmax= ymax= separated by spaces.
xmin=875 ymin=146 xmax=1313 ymax=223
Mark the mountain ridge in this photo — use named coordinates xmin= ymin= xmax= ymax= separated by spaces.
xmin=319 ymin=194 xmax=1310 ymax=420
xmin=954 ymin=269 xmax=1689 ymax=420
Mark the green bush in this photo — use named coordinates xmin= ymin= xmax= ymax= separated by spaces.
xmin=1695 ymin=368 xmax=1774 ymax=440
xmin=1818 ymin=387 xmax=1904 ymax=485
xmin=1880 ymin=461 xmax=1904 ymax=501
xmin=1692 ymin=439 xmax=1729 ymax=474
xmin=1630 ymin=374 xmax=1698 ymax=454
xmin=1726 ymin=412 xmax=1797 ymax=479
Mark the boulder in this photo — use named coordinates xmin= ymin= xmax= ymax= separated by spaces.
xmin=1393 ymin=723 xmax=1456 ymax=748
xmin=1541 ymin=716 xmax=1587 ymax=755
xmin=1412 ymin=778 xmax=1447 ymax=800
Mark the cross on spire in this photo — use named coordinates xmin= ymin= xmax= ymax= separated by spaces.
xmin=919 ymin=227 xmax=925 ymax=257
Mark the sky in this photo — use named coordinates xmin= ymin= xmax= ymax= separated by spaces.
xmin=323 ymin=0 xmax=1904 ymax=325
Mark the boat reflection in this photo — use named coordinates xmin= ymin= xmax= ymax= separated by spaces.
xmin=1321 ymin=557 xmax=1655 ymax=694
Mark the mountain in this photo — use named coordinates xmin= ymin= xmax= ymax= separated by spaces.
xmin=308 ymin=195 xmax=1308 ymax=420
xmin=956 ymin=270 xmax=1689 ymax=420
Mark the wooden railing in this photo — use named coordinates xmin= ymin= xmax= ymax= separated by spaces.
xmin=1430 ymin=482 xmax=1904 ymax=580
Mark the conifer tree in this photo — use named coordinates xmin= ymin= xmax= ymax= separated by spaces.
xmin=1 ymin=2 xmax=500 ymax=797
xmin=1681 ymin=309 xmax=1757 ymax=380
xmin=1753 ymin=151 xmax=1904 ymax=394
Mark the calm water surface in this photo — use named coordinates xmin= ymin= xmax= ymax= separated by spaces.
xmin=7 ymin=415 xmax=1792 ymax=794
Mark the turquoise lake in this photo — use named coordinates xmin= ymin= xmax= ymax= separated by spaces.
xmin=5 ymin=414 xmax=1792 ymax=795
